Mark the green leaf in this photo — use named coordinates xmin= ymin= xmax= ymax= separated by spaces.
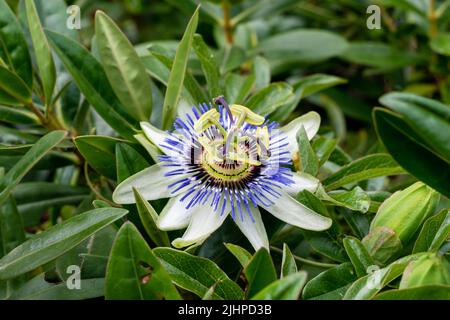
xmin=243 ymin=248 xmax=277 ymax=298
xmin=252 ymin=56 xmax=271 ymax=91
xmin=75 ymin=135 xmax=127 ymax=180
xmin=312 ymin=136 xmax=338 ymax=166
xmin=281 ymin=243 xmax=297 ymax=278
xmin=10 ymin=274 xmax=105 ymax=300
xmin=0 ymin=131 xmax=67 ymax=205
xmin=413 ymin=209 xmax=450 ymax=253
xmin=302 ymin=262 xmax=357 ymax=300
xmin=95 ymin=11 xmax=152 ymax=122
xmin=0 ymin=207 xmax=128 ymax=280
xmin=0 ymin=0 xmax=32 ymax=88
xmin=0 ymin=105 xmax=39 ymax=124
xmin=373 ymin=108 xmax=450 ymax=198
xmin=192 ymin=34 xmax=221 ymax=98
xmin=105 ymin=222 xmax=180 ymax=300
xmin=224 ymin=243 xmax=252 ymax=268
xmin=25 ymin=0 xmax=56 ymax=107
xmin=12 ymin=182 xmax=88 ymax=227
xmin=341 ymin=42 xmax=423 ymax=70
xmin=271 ymin=74 xmax=347 ymax=121
xmin=154 ymin=247 xmax=244 ymax=300
xmin=0 ymin=196 xmax=26 ymax=297
xmin=343 ymin=236 xmax=375 ymax=277
xmin=379 ymin=92 xmax=450 ymax=162
xmin=55 ymin=226 xmax=116 ymax=281
xmin=162 ymin=6 xmax=199 ymax=129
xmin=224 ymin=73 xmax=255 ymax=104
xmin=343 ymin=253 xmax=425 ymax=300
xmin=323 ymin=153 xmax=404 ymax=190
xmin=296 ymin=190 xmax=347 ymax=262
xmin=321 ymin=187 xmax=371 ymax=213
xmin=47 ymin=30 xmax=138 ymax=140
xmin=430 ymin=33 xmax=450 ymax=56
xmin=133 ymin=188 xmax=170 ymax=247
xmin=246 ymin=82 xmax=294 ymax=114
xmin=251 ymin=272 xmax=307 ymax=300
xmin=297 ymin=125 xmax=319 ymax=176
xmin=0 ymin=66 xmax=32 ymax=104
xmin=374 ymin=285 xmax=450 ymax=300
xmin=256 ymin=29 xmax=348 ymax=74
xmin=116 ymin=143 xmax=149 ymax=183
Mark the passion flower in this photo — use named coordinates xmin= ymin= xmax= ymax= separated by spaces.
xmin=113 ymin=97 xmax=331 ymax=250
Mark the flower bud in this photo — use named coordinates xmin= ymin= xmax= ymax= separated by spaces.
xmin=370 ymin=182 xmax=439 ymax=244
xmin=400 ymin=254 xmax=450 ymax=289
xmin=362 ymin=182 xmax=439 ymax=265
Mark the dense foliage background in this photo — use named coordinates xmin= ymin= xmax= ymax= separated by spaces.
xmin=0 ymin=0 xmax=448 ymax=300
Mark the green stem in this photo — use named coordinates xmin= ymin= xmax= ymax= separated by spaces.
xmin=270 ymin=246 xmax=338 ymax=268
xmin=222 ymin=0 xmax=234 ymax=44
xmin=429 ymin=0 xmax=438 ymax=38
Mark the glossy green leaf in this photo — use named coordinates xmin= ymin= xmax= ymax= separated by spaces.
xmin=0 ymin=130 xmax=67 ymax=205
xmin=272 ymin=74 xmax=347 ymax=121
xmin=154 ymin=247 xmax=244 ymax=300
xmin=296 ymin=190 xmax=347 ymax=262
xmin=115 ymin=143 xmax=149 ymax=183
xmin=10 ymin=274 xmax=105 ymax=300
xmin=343 ymin=236 xmax=375 ymax=277
xmin=413 ymin=209 xmax=450 ymax=253
xmin=341 ymin=42 xmax=423 ymax=70
xmin=323 ymin=153 xmax=404 ymax=190
xmin=296 ymin=125 xmax=319 ymax=176
xmin=246 ymin=82 xmax=294 ymax=114
xmin=25 ymin=0 xmax=56 ymax=107
xmin=252 ymin=56 xmax=271 ymax=91
xmin=224 ymin=243 xmax=252 ymax=268
xmin=55 ymin=226 xmax=116 ymax=281
xmin=379 ymin=92 xmax=450 ymax=161
xmin=12 ymin=182 xmax=88 ymax=227
xmin=281 ymin=243 xmax=297 ymax=278
xmin=430 ymin=33 xmax=450 ymax=56
xmin=0 ymin=0 xmax=32 ymax=88
xmin=374 ymin=285 xmax=450 ymax=300
xmin=133 ymin=188 xmax=170 ymax=247
xmin=312 ymin=136 xmax=338 ymax=166
xmin=192 ymin=34 xmax=221 ymax=98
xmin=47 ymin=30 xmax=138 ymax=140
xmin=95 ymin=11 xmax=152 ymax=121
xmin=162 ymin=6 xmax=199 ymax=129
xmin=302 ymin=262 xmax=357 ymax=300
xmin=321 ymin=187 xmax=371 ymax=213
xmin=105 ymin=222 xmax=180 ymax=300
xmin=257 ymin=29 xmax=348 ymax=74
xmin=243 ymin=248 xmax=277 ymax=298
xmin=0 ymin=66 xmax=32 ymax=104
xmin=224 ymin=73 xmax=255 ymax=104
xmin=373 ymin=108 xmax=450 ymax=198
xmin=75 ymin=135 xmax=126 ymax=180
xmin=0 ymin=207 xmax=128 ymax=280
xmin=251 ymin=272 xmax=307 ymax=300
xmin=0 ymin=105 xmax=39 ymax=124
xmin=343 ymin=253 xmax=425 ymax=300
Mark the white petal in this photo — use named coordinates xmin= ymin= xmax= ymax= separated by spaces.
xmin=261 ymin=192 xmax=332 ymax=231
xmin=172 ymin=199 xmax=230 ymax=248
xmin=284 ymin=172 xmax=320 ymax=196
xmin=280 ymin=111 xmax=321 ymax=157
xmin=112 ymin=164 xmax=185 ymax=204
xmin=233 ymin=205 xmax=269 ymax=251
xmin=157 ymin=194 xmax=196 ymax=231
xmin=140 ymin=122 xmax=177 ymax=156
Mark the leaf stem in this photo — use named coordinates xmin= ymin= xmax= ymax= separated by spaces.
xmin=270 ymin=246 xmax=338 ymax=268
xmin=222 ymin=0 xmax=234 ymax=44
xmin=429 ymin=0 xmax=438 ymax=38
